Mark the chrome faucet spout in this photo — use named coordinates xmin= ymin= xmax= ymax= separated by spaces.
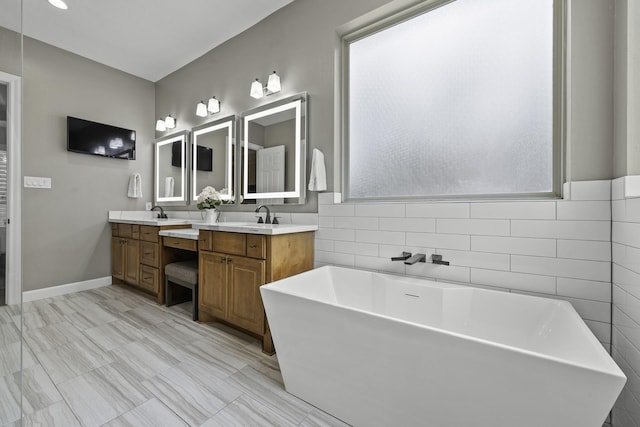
xmin=150 ymin=205 xmax=167 ymax=219
xmin=255 ymin=204 xmax=271 ymax=224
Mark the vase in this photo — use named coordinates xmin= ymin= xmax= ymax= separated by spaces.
xmin=204 ymin=208 xmax=219 ymax=224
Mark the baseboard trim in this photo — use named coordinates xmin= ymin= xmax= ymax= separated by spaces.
xmin=22 ymin=276 xmax=112 ymax=303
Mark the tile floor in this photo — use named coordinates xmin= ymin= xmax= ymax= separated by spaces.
xmin=0 ymin=285 xmax=349 ymax=426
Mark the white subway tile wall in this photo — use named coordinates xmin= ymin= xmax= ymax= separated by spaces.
xmin=611 ymin=176 xmax=640 ymax=426
xmin=315 ymin=181 xmax=612 ymax=349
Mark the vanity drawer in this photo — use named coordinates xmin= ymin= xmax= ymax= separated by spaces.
xmin=164 ymin=236 xmax=197 ymax=252
xmin=212 ymin=232 xmax=246 ymax=256
xmin=199 ymin=230 xmax=213 ymax=252
xmin=246 ymin=234 xmax=266 ymax=259
xmin=140 ymin=241 xmax=160 ymax=267
xmin=117 ymin=224 xmax=139 ymax=239
xmin=138 ymin=265 xmax=159 ymax=294
xmin=140 ymin=225 xmax=159 ymax=243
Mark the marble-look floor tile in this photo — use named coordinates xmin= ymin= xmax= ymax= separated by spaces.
xmin=37 ymin=336 xmax=112 ymax=384
xmin=20 ymin=364 xmax=63 ymax=414
xmin=84 ymin=319 xmax=145 ymax=352
xmin=225 ymin=366 xmax=314 ymax=425
xmin=23 ymin=320 xmax=84 ymax=353
xmin=0 ymin=322 xmax=21 ymax=347
xmin=47 ymin=297 xmax=80 ymax=316
xmin=142 ymin=319 xmax=209 ymax=348
xmin=109 ymin=338 xmax=181 ymax=381
xmin=300 ymin=408 xmax=351 ymax=427
xmin=0 ymin=305 xmax=17 ymax=324
xmin=103 ymin=398 xmax=188 ymax=427
xmin=142 ymin=360 xmax=242 ymax=427
xmin=0 ymin=340 xmax=37 ymax=377
xmin=17 ymin=306 xmax=65 ymax=331
xmin=201 ymin=394 xmax=297 ymax=427
xmin=119 ymin=305 xmax=170 ymax=329
xmin=22 ymin=400 xmax=81 ymax=427
xmin=57 ymin=362 xmax=151 ymax=427
xmin=63 ymin=302 xmax=118 ymax=331
xmin=0 ymin=371 xmax=22 ymax=425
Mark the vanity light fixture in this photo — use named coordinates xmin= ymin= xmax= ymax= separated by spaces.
xmin=267 ymin=71 xmax=281 ymax=93
xmin=207 ymin=96 xmax=220 ymax=114
xmin=250 ymin=71 xmax=282 ymax=99
xmin=155 ymin=119 xmax=167 ymax=132
xmin=164 ymin=115 xmax=176 ymax=129
xmin=48 ymin=0 xmax=68 ymax=10
xmin=196 ymin=101 xmax=208 ymax=117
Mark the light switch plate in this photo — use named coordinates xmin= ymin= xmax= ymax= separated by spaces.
xmin=146 ymin=202 xmax=152 ymax=211
xmin=24 ymin=176 xmax=52 ymax=189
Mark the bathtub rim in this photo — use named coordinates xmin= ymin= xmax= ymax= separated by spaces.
xmin=261 ymin=265 xmax=626 ymax=381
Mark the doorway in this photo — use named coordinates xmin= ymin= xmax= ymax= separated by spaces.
xmin=0 ymin=71 xmax=21 ymax=306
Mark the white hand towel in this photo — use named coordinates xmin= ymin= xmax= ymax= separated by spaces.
xmin=308 ymin=148 xmax=327 ymax=192
xmin=164 ymin=177 xmax=174 ymax=197
xmin=127 ymin=173 xmax=142 ymax=198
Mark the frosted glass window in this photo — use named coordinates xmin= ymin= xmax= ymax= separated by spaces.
xmin=345 ymin=0 xmax=556 ymax=200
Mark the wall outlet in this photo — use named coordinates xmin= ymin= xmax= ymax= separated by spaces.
xmin=24 ymin=176 xmax=52 ymax=188
xmin=146 ymin=202 xmax=152 ymax=211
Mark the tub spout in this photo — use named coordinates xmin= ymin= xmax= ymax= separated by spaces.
xmin=431 ymin=254 xmax=450 ymax=265
xmin=404 ymin=253 xmax=426 ymax=265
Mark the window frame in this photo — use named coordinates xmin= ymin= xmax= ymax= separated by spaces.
xmin=340 ymin=0 xmax=566 ymax=202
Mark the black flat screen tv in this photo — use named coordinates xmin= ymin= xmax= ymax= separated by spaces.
xmin=67 ymin=116 xmax=136 ymax=160
xmin=172 ymin=142 xmax=213 ymax=171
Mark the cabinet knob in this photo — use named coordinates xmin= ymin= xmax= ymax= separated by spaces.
xmin=249 ymin=244 xmax=257 ymax=249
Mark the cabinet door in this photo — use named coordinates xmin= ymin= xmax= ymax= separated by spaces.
xmin=199 ymin=251 xmax=228 ymax=319
xmin=111 ymin=237 xmax=124 ymax=280
xmin=227 ymin=256 xmax=266 ymax=335
xmin=124 ymin=238 xmax=140 ymax=285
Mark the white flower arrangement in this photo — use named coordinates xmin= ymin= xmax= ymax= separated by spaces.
xmin=196 ymin=186 xmax=233 ymax=210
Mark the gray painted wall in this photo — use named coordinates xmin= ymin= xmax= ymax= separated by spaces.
xmin=0 ymin=26 xmax=21 ymax=77
xmin=22 ymin=37 xmax=154 ymax=292
xmin=614 ymin=0 xmax=640 ymax=177
xmin=155 ymin=0 xmax=391 ymax=213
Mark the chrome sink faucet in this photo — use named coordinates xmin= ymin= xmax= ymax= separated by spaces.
xmin=255 ymin=204 xmax=271 ymax=224
xmin=150 ymin=205 xmax=167 ymax=219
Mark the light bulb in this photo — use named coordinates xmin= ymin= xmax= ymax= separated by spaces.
xmin=196 ymin=101 xmax=207 ymax=117
xmin=48 ymin=0 xmax=68 ymax=10
xmin=267 ymin=71 xmax=281 ymax=94
xmin=250 ymin=79 xmax=264 ymax=99
xmin=155 ymin=119 xmax=166 ymax=132
xmin=165 ymin=115 xmax=176 ymax=129
xmin=207 ymin=97 xmax=220 ymax=114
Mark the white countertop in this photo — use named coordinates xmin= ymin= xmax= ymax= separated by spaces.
xmin=193 ymin=222 xmax=318 ymax=235
xmin=109 ymin=218 xmax=196 ymax=226
xmin=158 ymin=228 xmax=200 ymax=240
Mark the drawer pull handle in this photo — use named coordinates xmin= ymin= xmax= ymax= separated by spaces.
xmin=144 ymin=252 xmax=152 ymax=256
xmin=249 ymin=244 xmax=257 ymax=248
xmin=143 ymin=276 xmax=152 ymax=280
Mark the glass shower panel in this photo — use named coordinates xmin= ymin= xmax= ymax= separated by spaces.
xmin=0 ymin=0 xmax=22 ymax=424
xmin=347 ymin=0 xmax=554 ymax=199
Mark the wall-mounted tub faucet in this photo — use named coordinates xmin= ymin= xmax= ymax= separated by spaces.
xmin=404 ymin=253 xmax=426 ymax=265
xmin=431 ymin=254 xmax=450 ymax=265
xmin=391 ymin=252 xmax=412 ymax=262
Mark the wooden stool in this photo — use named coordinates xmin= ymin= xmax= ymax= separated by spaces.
xmin=165 ymin=260 xmax=198 ymax=321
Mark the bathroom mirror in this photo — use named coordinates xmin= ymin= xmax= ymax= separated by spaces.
xmin=191 ymin=115 xmax=235 ymax=203
xmin=241 ymin=93 xmax=307 ymax=205
xmin=154 ymin=130 xmax=189 ymax=205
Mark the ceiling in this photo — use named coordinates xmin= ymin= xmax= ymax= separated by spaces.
xmin=0 ymin=0 xmax=295 ymax=82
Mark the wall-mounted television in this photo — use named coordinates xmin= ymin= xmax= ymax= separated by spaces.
xmin=172 ymin=142 xmax=213 ymax=171
xmin=67 ymin=116 xmax=136 ymax=160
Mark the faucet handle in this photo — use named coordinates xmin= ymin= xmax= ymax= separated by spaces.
xmin=257 ymin=216 xmax=264 ymax=224
xmin=391 ymin=251 xmax=412 ymax=261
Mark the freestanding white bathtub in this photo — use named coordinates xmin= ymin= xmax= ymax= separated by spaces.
xmin=260 ymin=266 xmax=626 ymax=427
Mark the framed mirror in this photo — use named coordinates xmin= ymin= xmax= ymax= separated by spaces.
xmin=242 ymin=93 xmax=307 ymax=205
xmin=154 ymin=130 xmax=189 ymax=205
xmin=191 ymin=116 xmax=235 ymax=203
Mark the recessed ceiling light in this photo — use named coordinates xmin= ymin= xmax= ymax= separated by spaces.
xmin=48 ymin=0 xmax=68 ymax=10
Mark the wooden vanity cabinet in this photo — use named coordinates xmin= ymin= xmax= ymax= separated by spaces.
xmin=198 ymin=230 xmax=314 ymax=354
xmin=111 ymin=222 xmax=191 ymax=303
